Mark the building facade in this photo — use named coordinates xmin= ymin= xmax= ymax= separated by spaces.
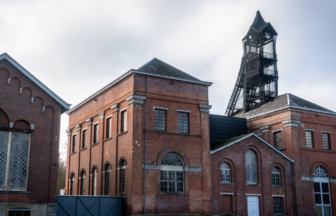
xmin=0 ymin=53 xmax=70 ymax=216
xmin=65 ymin=58 xmax=213 ymax=215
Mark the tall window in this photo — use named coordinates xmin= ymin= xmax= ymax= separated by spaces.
xmin=105 ymin=163 xmax=111 ymax=195
xmin=72 ymin=135 xmax=76 ymax=152
xmin=70 ymin=174 xmax=75 ymax=195
xmin=314 ymin=166 xmax=331 ymax=216
xmin=273 ymin=197 xmax=283 ymax=215
xmin=93 ymin=124 xmax=98 ymax=143
xmin=155 ymin=109 xmax=166 ymax=131
xmin=221 ymin=163 xmax=231 ymax=183
xmin=80 ymin=171 xmax=85 ymax=195
xmin=82 ymin=130 xmax=87 ymax=148
xmin=119 ymin=159 xmax=127 ymax=194
xmin=322 ymin=133 xmax=330 ymax=150
xmin=272 ymin=167 xmax=281 ymax=186
xmin=92 ymin=167 xmax=97 ymax=195
xmin=161 ymin=153 xmax=184 ymax=193
xmin=0 ymin=131 xmax=30 ymax=191
xmin=245 ymin=150 xmax=258 ymax=184
xmin=274 ymin=131 xmax=282 ymax=149
xmin=305 ymin=131 xmax=314 ymax=148
xmin=106 ymin=117 xmax=111 ymax=138
xmin=178 ymin=112 xmax=189 ymax=134
xmin=121 ymin=110 xmax=127 ymax=133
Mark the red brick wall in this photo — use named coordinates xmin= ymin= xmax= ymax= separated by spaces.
xmin=211 ymin=136 xmax=294 ymax=216
xmin=66 ymin=73 xmax=211 ymax=215
xmin=0 ymin=59 xmax=62 ymax=203
xmin=247 ymin=108 xmax=336 ymax=215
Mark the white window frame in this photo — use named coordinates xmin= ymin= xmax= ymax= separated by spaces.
xmin=0 ymin=131 xmax=31 ymax=191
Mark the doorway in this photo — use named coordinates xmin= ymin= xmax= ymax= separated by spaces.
xmin=247 ymin=196 xmax=260 ymax=216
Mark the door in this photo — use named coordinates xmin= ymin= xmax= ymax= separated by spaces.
xmin=247 ymin=196 xmax=260 ymax=216
xmin=315 ymin=178 xmax=332 ymax=216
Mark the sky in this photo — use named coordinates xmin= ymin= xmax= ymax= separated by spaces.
xmin=1 ymin=0 xmax=335 ymax=159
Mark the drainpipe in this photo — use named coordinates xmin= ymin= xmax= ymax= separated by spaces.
xmin=144 ymin=75 xmax=149 ymax=216
xmin=291 ymin=163 xmax=297 ymax=216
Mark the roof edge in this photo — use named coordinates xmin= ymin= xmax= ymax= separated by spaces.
xmin=210 ymin=133 xmax=293 ymax=163
xmin=0 ymin=53 xmax=70 ymax=112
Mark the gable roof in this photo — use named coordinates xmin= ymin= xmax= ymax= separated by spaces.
xmin=0 ymin=53 xmax=70 ymax=113
xmin=66 ymin=58 xmax=211 ymax=114
xmin=210 ymin=133 xmax=293 ymax=163
xmin=234 ymin=93 xmax=336 ymax=119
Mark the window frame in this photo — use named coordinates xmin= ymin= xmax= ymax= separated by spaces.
xmin=121 ymin=110 xmax=127 ymax=133
xmin=274 ymin=131 xmax=282 ymax=149
xmin=72 ymin=134 xmax=76 ymax=152
xmin=92 ymin=167 xmax=98 ymax=195
xmin=160 ymin=153 xmax=185 ymax=194
xmin=245 ymin=150 xmax=258 ymax=185
xmin=82 ymin=129 xmax=87 ymax=148
xmin=70 ymin=173 xmax=75 ymax=195
xmin=178 ymin=111 xmax=189 ymax=134
xmin=221 ymin=163 xmax=231 ymax=184
xmin=80 ymin=171 xmax=85 ymax=195
xmin=104 ymin=163 xmax=111 ymax=195
xmin=106 ymin=117 xmax=111 ymax=139
xmin=93 ymin=123 xmax=98 ymax=144
xmin=305 ymin=130 xmax=314 ymax=148
xmin=154 ymin=108 xmax=167 ymax=131
xmin=119 ymin=159 xmax=127 ymax=194
xmin=273 ymin=197 xmax=283 ymax=215
xmin=322 ymin=132 xmax=331 ymax=150
xmin=0 ymin=131 xmax=31 ymax=192
xmin=272 ymin=167 xmax=282 ymax=187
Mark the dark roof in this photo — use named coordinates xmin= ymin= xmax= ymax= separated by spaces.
xmin=210 ymin=134 xmax=248 ymax=151
xmin=234 ymin=93 xmax=336 ymax=119
xmin=210 ymin=114 xmax=247 ymax=144
xmin=243 ymin=11 xmax=277 ymax=40
xmin=137 ymin=58 xmax=203 ymax=83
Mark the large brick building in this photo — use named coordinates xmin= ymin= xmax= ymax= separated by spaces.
xmin=0 ymin=53 xmax=70 ymax=215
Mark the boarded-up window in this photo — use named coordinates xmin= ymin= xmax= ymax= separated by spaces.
xmin=274 ymin=131 xmax=282 ymax=149
xmin=221 ymin=195 xmax=233 ymax=214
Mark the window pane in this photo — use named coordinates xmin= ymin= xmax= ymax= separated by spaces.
xmin=121 ymin=111 xmax=127 ymax=132
xmin=316 ymin=206 xmax=323 ymax=216
xmin=168 ymin=182 xmax=175 ymax=192
xmin=177 ymin=182 xmax=184 ymax=192
xmin=82 ymin=130 xmax=86 ymax=148
xmin=245 ymin=150 xmax=258 ymax=184
xmin=273 ymin=197 xmax=283 ymax=214
xmin=161 ymin=171 xmax=168 ymax=181
xmin=305 ymin=131 xmax=313 ymax=148
xmin=94 ymin=125 xmax=98 ymax=143
xmin=72 ymin=135 xmax=76 ymax=152
xmin=324 ymin=207 xmax=332 ymax=216
xmin=161 ymin=181 xmax=168 ymax=191
xmin=161 ymin=153 xmax=184 ymax=166
xmin=315 ymin=194 xmax=322 ymax=204
xmin=7 ymin=132 xmax=30 ymax=190
xmin=106 ymin=118 xmax=111 ymax=138
xmin=322 ymin=133 xmax=330 ymax=150
xmin=274 ymin=132 xmax=282 ymax=149
xmin=154 ymin=109 xmax=166 ymax=131
xmin=0 ymin=131 xmax=9 ymax=190
xmin=105 ymin=172 xmax=110 ymax=195
xmin=314 ymin=182 xmax=321 ymax=192
xmin=322 ymin=183 xmax=329 ymax=193
xmin=169 ymin=171 xmax=175 ymax=181
xmin=176 ymin=172 xmax=183 ymax=181
xmin=323 ymin=194 xmax=330 ymax=204
xmin=178 ymin=112 xmax=189 ymax=134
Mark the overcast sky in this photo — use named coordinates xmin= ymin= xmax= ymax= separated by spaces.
xmin=1 ymin=0 xmax=335 ymax=157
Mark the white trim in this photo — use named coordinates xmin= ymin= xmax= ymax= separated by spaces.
xmin=177 ymin=109 xmax=191 ymax=113
xmin=82 ymin=128 xmax=87 ymax=131
xmin=72 ymin=134 xmax=76 ymax=136
xmin=305 ymin=129 xmax=315 ymax=131
xmin=105 ymin=115 xmax=112 ymax=119
xmin=93 ymin=122 xmax=99 ymax=125
xmin=246 ymin=194 xmax=261 ymax=196
xmin=321 ymin=131 xmax=331 ymax=134
xmin=272 ymin=194 xmax=285 ymax=197
xmin=0 ymin=53 xmax=70 ymax=111
xmin=220 ymin=192 xmax=234 ymax=195
xmin=153 ymin=106 xmax=168 ymax=111
xmin=161 ymin=165 xmax=183 ymax=171
xmin=272 ymin=129 xmax=282 ymax=133
xmin=210 ymin=133 xmax=293 ymax=163
xmin=120 ymin=107 xmax=127 ymax=112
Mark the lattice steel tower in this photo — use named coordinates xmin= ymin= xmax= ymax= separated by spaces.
xmin=225 ymin=11 xmax=278 ymax=116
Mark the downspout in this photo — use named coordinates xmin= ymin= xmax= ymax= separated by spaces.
xmin=291 ymin=162 xmax=297 ymax=216
xmin=144 ymin=75 xmax=149 ymax=216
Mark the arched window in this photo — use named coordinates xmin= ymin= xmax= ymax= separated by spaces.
xmin=245 ymin=150 xmax=258 ymax=184
xmin=119 ymin=159 xmax=127 ymax=194
xmin=80 ymin=171 xmax=86 ymax=195
xmin=92 ymin=167 xmax=98 ymax=195
xmin=272 ymin=167 xmax=281 ymax=186
xmin=221 ymin=163 xmax=231 ymax=183
xmin=70 ymin=174 xmax=75 ymax=195
xmin=105 ymin=163 xmax=111 ymax=195
xmin=313 ymin=166 xmax=331 ymax=215
xmin=161 ymin=153 xmax=184 ymax=193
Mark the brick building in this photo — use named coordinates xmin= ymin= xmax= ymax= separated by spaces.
xmin=65 ymin=58 xmax=213 ymax=215
xmin=0 ymin=53 xmax=70 ymax=215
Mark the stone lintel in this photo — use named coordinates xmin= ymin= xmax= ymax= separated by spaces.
xmin=75 ymin=124 xmax=82 ymax=131
xmin=111 ymin=103 xmax=120 ymax=113
xmin=199 ymin=104 xmax=212 ymax=113
xmin=66 ymin=129 xmax=72 ymax=136
xmin=86 ymin=118 xmax=93 ymax=125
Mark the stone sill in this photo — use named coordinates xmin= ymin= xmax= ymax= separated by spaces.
xmin=245 ymin=184 xmax=261 ymax=186
xmin=118 ymin=131 xmax=128 ymax=136
xmin=160 ymin=192 xmax=186 ymax=196
xmin=300 ymin=147 xmax=336 ymax=153
xmin=91 ymin=142 xmax=99 ymax=147
xmin=117 ymin=192 xmax=126 ymax=196
xmin=0 ymin=191 xmax=30 ymax=194
xmin=272 ymin=185 xmax=284 ymax=188
xmin=80 ymin=147 xmax=87 ymax=151
xmin=70 ymin=151 xmax=76 ymax=155
xmin=146 ymin=129 xmax=201 ymax=137
xmin=103 ymin=137 xmax=113 ymax=142
xmin=220 ymin=182 xmax=234 ymax=185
